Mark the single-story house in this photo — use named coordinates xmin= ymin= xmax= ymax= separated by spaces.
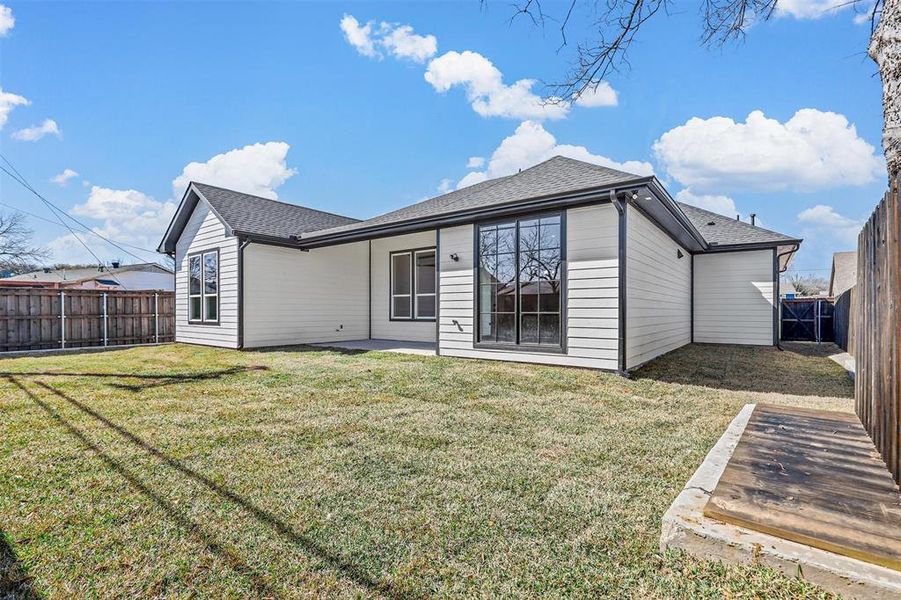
xmin=829 ymin=250 xmax=857 ymax=298
xmin=157 ymin=156 xmax=801 ymax=373
xmin=1 ymin=262 xmax=174 ymax=291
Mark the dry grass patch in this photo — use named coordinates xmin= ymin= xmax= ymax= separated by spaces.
xmin=0 ymin=342 xmax=851 ymax=598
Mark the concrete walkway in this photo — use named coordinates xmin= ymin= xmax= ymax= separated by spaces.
xmin=310 ymin=339 xmax=436 ymax=356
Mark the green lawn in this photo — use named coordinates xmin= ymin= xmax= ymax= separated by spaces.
xmin=0 ymin=342 xmax=853 ymax=598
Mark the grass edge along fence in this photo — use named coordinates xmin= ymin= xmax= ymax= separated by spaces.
xmin=855 ymin=175 xmax=901 ymax=484
xmin=0 ymin=288 xmax=174 ymax=352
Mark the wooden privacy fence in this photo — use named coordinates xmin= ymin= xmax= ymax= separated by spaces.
xmin=855 ymin=176 xmax=901 ymax=484
xmin=833 ymin=288 xmax=854 ymax=353
xmin=0 ymin=289 xmax=174 ymax=352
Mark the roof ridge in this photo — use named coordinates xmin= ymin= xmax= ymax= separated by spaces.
xmin=191 ymin=181 xmax=360 ymax=223
xmin=676 ymin=201 xmax=791 ymax=239
xmin=547 ymin=155 xmax=641 ymax=179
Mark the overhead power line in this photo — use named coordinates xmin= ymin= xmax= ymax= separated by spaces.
xmin=0 ymin=153 xmax=161 ymax=265
xmin=0 ymin=156 xmax=129 ymax=289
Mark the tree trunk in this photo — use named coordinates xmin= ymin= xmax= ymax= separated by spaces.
xmin=871 ymin=0 xmax=901 ymax=179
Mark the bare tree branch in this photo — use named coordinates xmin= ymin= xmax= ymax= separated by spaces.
xmin=0 ymin=212 xmax=49 ymax=274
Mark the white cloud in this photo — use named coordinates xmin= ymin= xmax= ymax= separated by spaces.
xmin=425 ymin=51 xmax=569 ymax=121
xmin=797 ymin=204 xmax=863 ymax=244
xmin=574 ymin=82 xmax=619 ymax=108
xmin=776 ymin=0 xmax=853 ymax=19
xmin=50 ymin=168 xmax=79 ymax=186
xmin=12 ymin=118 xmax=61 ymax=141
xmin=48 ymin=141 xmax=297 ymax=264
xmin=675 ymin=189 xmax=740 ymax=218
xmin=381 ymin=24 xmax=437 ymax=63
xmin=0 ymin=4 xmax=14 ymax=37
xmin=340 ymin=14 xmax=378 ymax=58
xmin=171 ymin=141 xmax=296 ymax=199
xmin=795 ymin=204 xmax=863 ymax=267
xmin=340 ymin=15 xmax=436 ymax=63
xmin=342 ymin=15 xmax=617 ymax=120
xmin=457 ymin=120 xmax=653 ymax=189
xmin=466 ymin=156 xmax=485 ymax=169
xmin=653 ymin=109 xmax=884 ymax=192
xmin=437 ymin=178 xmax=453 ymax=194
xmin=48 ymin=186 xmax=177 ymax=264
xmin=0 ymin=88 xmax=29 ymax=130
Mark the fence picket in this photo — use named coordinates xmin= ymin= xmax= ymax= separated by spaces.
xmin=855 ymin=177 xmax=901 ymax=484
xmin=0 ymin=289 xmax=174 ymax=352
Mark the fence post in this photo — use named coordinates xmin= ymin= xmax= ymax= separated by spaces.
xmin=154 ymin=292 xmax=159 ymax=343
xmin=102 ymin=292 xmax=108 ymax=347
xmin=59 ymin=290 xmax=66 ymax=349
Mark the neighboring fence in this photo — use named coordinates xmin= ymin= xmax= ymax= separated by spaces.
xmin=833 ymin=287 xmax=854 ymax=353
xmin=0 ymin=288 xmax=174 ymax=352
xmin=780 ymin=298 xmax=834 ymax=343
xmin=855 ymin=177 xmax=900 ymax=484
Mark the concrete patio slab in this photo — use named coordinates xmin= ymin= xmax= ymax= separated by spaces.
xmin=661 ymin=404 xmax=901 ymax=599
xmin=310 ymin=339 xmax=436 ymax=356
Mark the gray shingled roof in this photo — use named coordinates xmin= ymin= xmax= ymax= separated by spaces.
xmin=193 ymin=182 xmax=360 ymax=239
xmin=5 ymin=263 xmax=171 ymax=283
xmin=677 ymin=202 xmax=800 ymax=247
xmin=830 ymin=250 xmax=857 ymax=297
xmin=300 ymin=156 xmax=647 ymax=240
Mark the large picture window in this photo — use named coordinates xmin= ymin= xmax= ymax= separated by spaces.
xmin=390 ymin=248 xmax=436 ymax=320
xmin=188 ymin=249 xmax=218 ymax=324
xmin=477 ymin=214 xmax=563 ymax=347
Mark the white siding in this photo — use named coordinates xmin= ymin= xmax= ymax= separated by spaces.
xmin=438 ymin=204 xmax=619 ymax=370
xmin=174 ymin=200 xmax=239 ymax=348
xmin=242 ymin=242 xmax=368 ymax=347
xmin=370 ymin=231 xmax=437 ymax=343
xmin=693 ymin=249 xmax=775 ymax=345
xmin=626 ymin=207 xmax=691 ymax=368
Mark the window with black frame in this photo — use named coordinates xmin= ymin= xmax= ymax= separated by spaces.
xmin=188 ymin=249 xmax=218 ymax=323
xmin=477 ymin=214 xmax=562 ymax=347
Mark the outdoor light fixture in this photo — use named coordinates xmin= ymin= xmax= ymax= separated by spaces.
xmin=677 ymin=249 xmax=684 ymax=259
xmin=450 ymin=253 xmax=459 ymax=262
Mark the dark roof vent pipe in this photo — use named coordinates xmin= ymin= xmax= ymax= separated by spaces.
xmin=750 ymin=213 xmax=757 ymax=226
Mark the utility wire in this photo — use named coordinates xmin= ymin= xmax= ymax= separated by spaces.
xmin=0 ymin=157 xmax=129 ymax=289
xmin=0 ymin=152 xmax=165 ymax=268
xmin=0 ymin=197 xmax=159 ymax=257
xmin=0 ymin=157 xmax=154 ymax=264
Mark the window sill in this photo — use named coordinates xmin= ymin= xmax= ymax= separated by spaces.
xmin=188 ymin=320 xmax=220 ymax=326
xmin=389 ymin=318 xmax=436 ymax=322
xmin=473 ymin=342 xmax=566 ymax=355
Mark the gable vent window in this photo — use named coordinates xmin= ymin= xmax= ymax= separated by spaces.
xmin=188 ymin=249 xmax=219 ymax=324
xmin=390 ymin=248 xmax=436 ymax=320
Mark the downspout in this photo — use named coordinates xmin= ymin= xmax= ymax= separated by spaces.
xmin=611 ymin=190 xmax=629 ymax=377
xmin=435 ymin=227 xmax=441 ymax=356
xmin=237 ymin=238 xmax=251 ymax=349
xmin=774 ymin=244 xmax=799 ymax=351
xmin=368 ymin=240 xmax=372 ymax=341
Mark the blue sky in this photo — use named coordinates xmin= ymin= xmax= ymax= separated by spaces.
xmin=0 ymin=1 xmax=886 ymax=274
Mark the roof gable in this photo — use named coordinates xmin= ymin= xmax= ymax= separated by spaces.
xmin=158 ymin=183 xmax=360 ymax=252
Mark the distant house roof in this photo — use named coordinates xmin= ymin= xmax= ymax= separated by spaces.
xmin=829 ymin=250 xmax=857 ymax=297
xmin=4 ymin=262 xmax=172 ymax=285
xmin=158 ymin=156 xmax=801 ymax=264
xmin=158 ymin=183 xmax=360 ymax=253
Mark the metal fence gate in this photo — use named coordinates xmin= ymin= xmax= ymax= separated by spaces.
xmin=780 ymin=298 xmax=834 ymax=342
